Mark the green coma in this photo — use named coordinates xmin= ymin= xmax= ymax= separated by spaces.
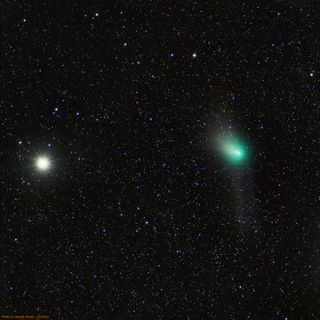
xmin=219 ymin=137 xmax=248 ymax=165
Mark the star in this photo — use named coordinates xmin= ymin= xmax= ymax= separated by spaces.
xmin=36 ymin=156 xmax=50 ymax=171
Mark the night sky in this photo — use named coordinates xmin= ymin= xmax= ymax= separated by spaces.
xmin=1 ymin=1 xmax=320 ymax=319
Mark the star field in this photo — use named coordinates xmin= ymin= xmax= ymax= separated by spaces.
xmin=1 ymin=1 xmax=320 ymax=319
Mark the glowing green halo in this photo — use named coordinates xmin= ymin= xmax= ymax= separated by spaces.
xmin=218 ymin=137 xmax=248 ymax=165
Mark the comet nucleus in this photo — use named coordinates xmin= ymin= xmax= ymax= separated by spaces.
xmin=218 ymin=137 xmax=248 ymax=165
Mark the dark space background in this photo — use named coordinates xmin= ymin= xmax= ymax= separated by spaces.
xmin=1 ymin=1 xmax=320 ymax=319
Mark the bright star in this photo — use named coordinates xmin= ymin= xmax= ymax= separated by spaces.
xmin=36 ymin=157 xmax=50 ymax=171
